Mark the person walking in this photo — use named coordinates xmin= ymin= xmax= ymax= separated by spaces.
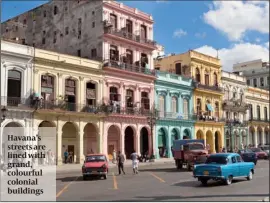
xmin=117 ymin=151 xmax=125 ymax=175
xmin=130 ymin=150 xmax=139 ymax=174
xmin=64 ymin=150 xmax=69 ymax=164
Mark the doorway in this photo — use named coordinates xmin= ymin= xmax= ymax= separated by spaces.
xmin=124 ymin=126 xmax=134 ymax=159
xmin=68 ymin=145 xmax=75 ymax=163
xmin=7 ymin=70 xmax=21 ymax=106
xmin=140 ymin=127 xmax=149 ymax=155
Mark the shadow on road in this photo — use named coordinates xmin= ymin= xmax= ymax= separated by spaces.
xmin=112 ymin=193 xmax=268 ymax=202
xmin=173 ymin=179 xmax=246 ymax=188
xmin=138 ymin=167 xmax=188 ymax=173
xmin=56 ymin=175 xmax=111 ymax=182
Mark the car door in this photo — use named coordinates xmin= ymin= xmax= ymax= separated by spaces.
xmin=236 ymin=155 xmax=245 ymax=176
xmin=231 ymin=156 xmax=240 ymax=177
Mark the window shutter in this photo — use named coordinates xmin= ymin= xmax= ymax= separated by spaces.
xmin=183 ymin=99 xmax=188 ymax=118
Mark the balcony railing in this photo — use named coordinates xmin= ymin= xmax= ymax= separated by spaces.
xmin=1 ymin=97 xmax=33 ymax=109
xmin=157 ymin=111 xmax=194 ymax=120
xmin=194 ymin=82 xmax=223 ymax=92
xmin=225 ymin=119 xmax=249 ymax=127
xmin=103 ymin=26 xmax=156 ymax=47
xmin=222 ymin=99 xmax=249 ymax=112
xmin=103 ymin=59 xmax=156 ymax=76
xmin=107 ymin=104 xmax=152 ymax=116
xmin=249 ymin=117 xmax=270 ymax=122
xmin=194 ymin=113 xmax=226 ymax=122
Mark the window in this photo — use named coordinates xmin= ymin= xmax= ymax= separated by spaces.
xmin=77 ymin=50 xmax=81 ymax=57
xmin=213 ymin=72 xmax=218 ymax=86
xmin=253 ymin=78 xmax=257 ymax=87
xmin=86 ymin=82 xmax=96 ymax=106
xmin=172 ymin=97 xmax=177 ymax=114
xmin=92 ymin=22 xmax=95 ymax=28
xmin=224 ymin=87 xmax=229 ymax=100
xmin=110 ymin=14 xmax=117 ymax=29
xmin=126 ymin=49 xmax=133 ymax=64
xmin=140 ymin=25 xmax=147 ymax=40
xmin=126 ymin=19 xmax=132 ymax=33
xmin=141 ymin=92 xmax=149 ymax=110
xmin=226 ymin=111 xmax=229 ymax=119
xmin=233 ymin=91 xmax=237 ymax=99
xmin=43 ymin=10 xmax=46 ymax=17
xmin=159 ymin=95 xmax=165 ymax=117
xmin=260 ymin=77 xmax=264 ymax=86
xmin=257 ymin=105 xmax=261 ymax=120
xmin=5 ymin=28 xmax=8 ymax=33
xmin=196 ymin=98 xmax=201 ymax=114
xmin=109 ymin=87 xmax=119 ymax=101
xmin=267 ymin=76 xmax=270 ymax=85
xmin=78 ymin=30 xmax=81 ymax=39
xmin=15 ymin=26 xmax=18 ymax=31
xmin=195 ymin=68 xmax=200 ymax=82
xmin=92 ymin=11 xmax=95 ymax=15
xmin=175 ymin=63 xmax=181 ymax=75
xmin=231 ymin=156 xmax=236 ymax=163
xmin=205 ymin=71 xmax=210 ymax=86
xmin=247 ymin=79 xmax=250 ymax=85
xmin=109 ymin=45 xmax=119 ymax=61
xmin=23 ymin=19 xmax=27 ymax=25
xmin=249 ymin=104 xmax=253 ymax=120
xmin=54 ymin=6 xmax=58 ymax=15
xmin=183 ymin=99 xmax=188 ymax=119
xmin=236 ymin=156 xmax=242 ymax=162
xmin=65 ymin=27 xmax=69 ymax=35
xmin=206 ymin=100 xmax=211 ymax=116
xmin=206 ymin=156 xmax=228 ymax=164
xmin=53 ymin=31 xmax=57 ymax=43
xmin=126 ymin=90 xmax=134 ymax=108
xmin=91 ymin=49 xmax=97 ymax=58
xmin=215 ymin=102 xmax=219 ymax=118
xmin=22 ymin=39 xmax=26 ymax=45
xmin=264 ymin=107 xmax=268 ymax=121
xmin=155 ymin=67 xmax=160 ymax=70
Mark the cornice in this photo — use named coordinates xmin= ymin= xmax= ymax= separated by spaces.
xmin=155 ymin=80 xmax=194 ymax=91
xmin=191 ymin=58 xmax=221 ymax=69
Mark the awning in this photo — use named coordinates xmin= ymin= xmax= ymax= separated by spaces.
xmin=206 ymin=104 xmax=213 ymax=111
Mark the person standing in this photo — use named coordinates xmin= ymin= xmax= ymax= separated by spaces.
xmin=117 ymin=151 xmax=125 ymax=175
xmin=64 ymin=150 xmax=69 ymax=164
xmin=130 ymin=150 xmax=139 ymax=174
xmin=112 ymin=150 xmax=117 ymax=164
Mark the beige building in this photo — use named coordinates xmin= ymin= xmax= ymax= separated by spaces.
xmin=33 ymin=48 xmax=104 ymax=165
xmin=246 ymin=87 xmax=269 ymax=146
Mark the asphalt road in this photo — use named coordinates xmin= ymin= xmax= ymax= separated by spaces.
xmin=56 ymin=160 xmax=269 ymax=202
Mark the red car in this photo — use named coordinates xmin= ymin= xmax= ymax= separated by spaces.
xmin=82 ymin=154 xmax=109 ymax=180
xmin=250 ymin=148 xmax=268 ymax=159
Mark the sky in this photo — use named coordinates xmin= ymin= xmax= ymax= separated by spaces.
xmin=1 ymin=0 xmax=269 ymax=71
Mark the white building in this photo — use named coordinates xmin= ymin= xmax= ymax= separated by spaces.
xmin=233 ymin=59 xmax=270 ymax=90
xmin=152 ymin=44 xmax=165 ymax=60
xmin=221 ymin=71 xmax=249 ymax=150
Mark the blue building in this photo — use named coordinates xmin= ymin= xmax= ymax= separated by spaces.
xmin=154 ymin=71 xmax=195 ymax=159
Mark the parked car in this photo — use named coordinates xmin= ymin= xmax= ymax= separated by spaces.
xmin=81 ymin=154 xmax=108 ymax=180
xmin=260 ymin=145 xmax=270 ymax=157
xmin=193 ymin=153 xmax=255 ymax=186
xmin=238 ymin=149 xmax=257 ymax=165
xmin=250 ymin=147 xmax=268 ymax=159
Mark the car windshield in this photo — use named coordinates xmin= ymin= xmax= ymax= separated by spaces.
xmin=189 ymin=144 xmax=204 ymax=150
xmin=205 ymin=156 xmax=228 ymax=164
xmin=251 ymin=148 xmax=262 ymax=152
xmin=240 ymin=149 xmax=253 ymax=153
xmin=85 ymin=155 xmax=106 ymax=162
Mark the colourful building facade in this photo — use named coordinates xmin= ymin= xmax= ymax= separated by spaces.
xmin=155 ymin=71 xmax=195 ymax=159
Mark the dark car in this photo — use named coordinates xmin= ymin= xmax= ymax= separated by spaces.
xmin=260 ymin=145 xmax=270 ymax=158
xmin=238 ymin=149 xmax=257 ymax=165
xmin=250 ymin=147 xmax=268 ymax=160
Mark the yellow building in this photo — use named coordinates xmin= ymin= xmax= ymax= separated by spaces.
xmin=33 ymin=48 xmax=104 ymax=165
xmin=154 ymin=50 xmax=224 ymax=153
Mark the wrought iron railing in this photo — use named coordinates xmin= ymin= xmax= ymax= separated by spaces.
xmin=225 ymin=120 xmax=249 ymax=127
xmin=1 ymin=97 xmax=32 ymax=109
xmin=194 ymin=113 xmax=226 ymax=122
xmin=104 ymin=26 xmax=157 ymax=47
xmin=194 ymin=82 xmax=223 ymax=92
xmin=107 ymin=105 xmax=152 ymax=116
xmin=249 ymin=117 xmax=270 ymax=122
xmin=103 ymin=59 xmax=156 ymax=76
xmin=157 ymin=111 xmax=194 ymax=120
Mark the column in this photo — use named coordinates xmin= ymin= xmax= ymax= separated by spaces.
xmin=166 ymin=91 xmax=170 ymax=113
xmin=178 ymin=95 xmax=182 ymax=114
xmin=246 ymin=129 xmax=250 ymax=146
xmin=56 ymin=128 xmax=62 ymax=165
xmin=155 ymin=126 xmax=160 ymax=159
xmin=254 ymin=128 xmax=258 ymax=147
xmin=121 ymin=128 xmax=125 ymax=158
xmin=136 ymin=131 xmax=140 ymax=156
xmin=166 ymin=128 xmax=172 ymax=158
xmin=212 ymin=135 xmax=216 ymax=153
xmin=76 ymin=129 xmax=84 ymax=164
xmin=262 ymin=129 xmax=265 ymax=145
xmin=188 ymin=97 xmax=192 ymax=116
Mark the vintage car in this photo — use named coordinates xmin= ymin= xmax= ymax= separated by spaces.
xmin=260 ymin=145 xmax=270 ymax=157
xmin=81 ymin=154 xmax=108 ymax=180
xmin=193 ymin=153 xmax=255 ymax=186
xmin=250 ymin=147 xmax=268 ymax=159
xmin=237 ymin=149 xmax=257 ymax=165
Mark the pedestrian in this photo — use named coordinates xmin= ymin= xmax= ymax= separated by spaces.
xmin=130 ymin=150 xmax=139 ymax=174
xmin=117 ymin=151 xmax=125 ymax=175
xmin=64 ymin=150 xmax=68 ymax=164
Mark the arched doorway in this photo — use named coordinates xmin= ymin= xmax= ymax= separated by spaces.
xmin=196 ymin=130 xmax=204 ymax=140
xmin=7 ymin=70 xmax=22 ymax=106
xmin=249 ymin=126 xmax=255 ymax=146
xmin=183 ymin=129 xmax=190 ymax=139
xmin=158 ymin=128 xmax=167 ymax=158
xmin=62 ymin=122 xmax=78 ymax=163
xmin=2 ymin=122 xmax=22 ymax=164
xmin=214 ymin=131 xmax=221 ymax=153
xmin=265 ymin=128 xmax=269 ymax=145
xmin=107 ymin=125 xmax=120 ymax=160
xmin=84 ymin=123 xmax=98 ymax=155
xmin=171 ymin=128 xmax=179 ymax=146
xmin=124 ymin=126 xmax=134 ymax=159
xmin=257 ymin=127 xmax=263 ymax=145
xmin=140 ymin=127 xmax=149 ymax=155
xmin=206 ymin=130 xmax=213 ymax=153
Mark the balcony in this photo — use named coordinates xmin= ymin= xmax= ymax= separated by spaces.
xmin=1 ymin=97 xmax=33 ymax=110
xmin=158 ymin=111 xmax=194 ymax=120
xmin=194 ymin=113 xmax=225 ymax=122
xmin=194 ymin=82 xmax=223 ymax=92
xmin=249 ymin=117 xmax=270 ymax=123
xmin=103 ymin=59 xmax=156 ymax=76
xmin=103 ymin=25 xmax=156 ymax=49
xmin=225 ymin=119 xmax=249 ymax=127
xmin=222 ymin=99 xmax=249 ymax=112
xmin=106 ymin=104 xmax=152 ymax=117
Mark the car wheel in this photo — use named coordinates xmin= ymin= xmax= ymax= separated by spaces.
xmin=83 ymin=175 xmax=87 ymax=180
xmin=200 ymin=179 xmax=208 ymax=186
xmin=187 ymin=164 xmax=192 ymax=171
xmin=225 ymin=175 xmax=233 ymax=185
xmin=177 ymin=161 xmax=183 ymax=169
xmin=103 ymin=174 xmax=107 ymax=180
xmin=247 ymin=171 xmax=253 ymax=180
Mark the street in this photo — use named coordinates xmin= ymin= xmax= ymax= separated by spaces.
xmin=56 ymin=160 xmax=269 ymax=202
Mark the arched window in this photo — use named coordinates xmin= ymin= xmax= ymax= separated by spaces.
xmin=126 ymin=89 xmax=134 ymax=109
xmin=249 ymin=104 xmax=253 ymax=120
xmin=232 ymin=88 xmax=237 ymax=100
xmin=7 ymin=70 xmax=22 ymax=106
xmin=109 ymin=87 xmax=119 ymax=102
xmin=54 ymin=6 xmax=58 ymax=15
xmin=205 ymin=70 xmax=210 ymax=86
xmin=171 ymin=97 xmax=177 ymax=114
xmin=41 ymin=74 xmax=54 ymax=102
xmin=65 ymin=78 xmax=76 ymax=111
xmin=213 ymin=72 xmax=218 ymax=86
xmin=257 ymin=105 xmax=261 ymax=120
xmin=215 ymin=102 xmax=219 ymax=118
xmin=195 ymin=68 xmax=200 ymax=82
xmin=183 ymin=99 xmax=188 ymax=119
xmin=159 ymin=95 xmax=165 ymax=117
xmin=196 ymin=98 xmax=201 ymax=115
xmin=141 ymin=92 xmax=149 ymax=110
xmin=264 ymin=107 xmax=268 ymax=121
xmin=86 ymin=82 xmax=96 ymax=106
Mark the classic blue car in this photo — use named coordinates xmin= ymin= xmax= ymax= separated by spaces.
xmin=193 ymin=153 xmax=255 ymax=186
xmin=238 ymin=149 xmax=257 ymax=165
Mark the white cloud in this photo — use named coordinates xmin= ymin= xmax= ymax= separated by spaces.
xmin=195 ymin=32 xmax=207 ymax=39
xmin=173 ymin=29 xmax=187 ymax=38
xmin=255 ymin=38 xmax=261 ymax=43
xmin=203 ymin=1 xmax=269 ymax=41
xmin=195 ymin=42 xmax=269 ymax=71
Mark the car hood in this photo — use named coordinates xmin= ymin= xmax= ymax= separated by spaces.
xmin=83 ymin=162 xmax=106 ymax=168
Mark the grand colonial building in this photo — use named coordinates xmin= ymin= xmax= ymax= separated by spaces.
xmin=246 ymin=87 xmax=269 ymax=146
xmin=155 ymin=71 xmax=195 ymax=158
xmin=33 ymin=48 xmax=104 ymax=165
xmin=1 ymin=40 xmax=35 ymax=162
xmin=154 ymin=50 xmax=225 ymax=153
xmin=221 ymin=71 xmax=249 ymax=151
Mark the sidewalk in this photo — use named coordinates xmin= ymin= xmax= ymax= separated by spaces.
xmin=56 ymin=158 xmax=175 ymax=172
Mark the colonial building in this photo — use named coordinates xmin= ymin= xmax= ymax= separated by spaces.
xmin=221 ymin=71 xmax=249 ymax=151
xmin=246 ymin=87 xmax=269 ymax=146
xmin=233 ymin=59 xmax=269 ymax=90
xmin=155 ymin=71 xmax=195 ymax=159
xmin=33 ymin=48 xmax=104 ymax=165
xmin=1 ymin=40 xmax=35 ymax=164
xmin=154 ymin=50 xmax=225 ymax=153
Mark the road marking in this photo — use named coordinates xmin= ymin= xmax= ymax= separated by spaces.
xmin=112 ymin=172 xmax=118 ymax=190
xmin=56 ymin=176 xmax=79 ymax=198
xmin=149 ymin=172 xmax=165 ymax=183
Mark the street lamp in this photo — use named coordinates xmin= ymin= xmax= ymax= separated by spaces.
xmin=1 ymin=106 xmax=7 ymax=124
xmin=147 ymin=106 xmax=158 ymax=159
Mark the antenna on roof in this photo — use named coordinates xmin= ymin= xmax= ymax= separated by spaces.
xmin=216 ymin=48 xmax=219 ymax=59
